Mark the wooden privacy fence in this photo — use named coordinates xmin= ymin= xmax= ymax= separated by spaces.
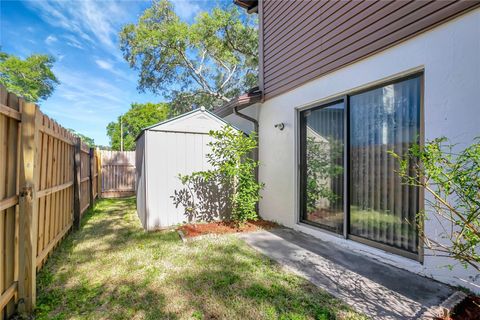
xmin=0 ymin=85 xmax=101 ymax=318
xmin=100 ymin=150 xmax=136 ymax=198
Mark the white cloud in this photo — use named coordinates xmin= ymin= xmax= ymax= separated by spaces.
xmin=174 ymin=0 xmax=201 ymax=20
xmin=45 ymin=35 xmax=57 ymax=45
xmin=66 ymin=41 xmax=84 ymax=50
xmin=63 ymin=34 xmax=84 ymax=50
xmin=95 ymin=59 xmax=113 ymax=71
xmin=53 ymin=66 xmax=127 ymax=108
xmin=94 ymin=58 xmax=131 ymax=82
xmin=25 ymin=0 xmax=131 ymax=59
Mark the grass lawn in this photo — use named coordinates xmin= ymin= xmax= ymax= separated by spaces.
xmin=35 ymin=198 xmax=367 ymax=320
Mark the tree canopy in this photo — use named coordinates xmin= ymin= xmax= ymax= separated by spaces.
xmin=0 ymin=51 xmax=59 ymax=102
xmin=107 ymin=102 xmax=171 ymax=151
xmin=68 ymin=129 xmax=95 ymax=148
xmin=119 ymin=0 xmax=258 ymax=113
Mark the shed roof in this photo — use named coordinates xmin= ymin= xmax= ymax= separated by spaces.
xmin=136 ymin=107 xmax=239 ymax=140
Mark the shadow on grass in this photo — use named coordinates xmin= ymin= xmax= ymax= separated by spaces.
xmin=50 ymin=197 xmax=178 ymax=266
xmin=34 ymin=197 xmax=363 ymax=320
xmin=36 ymin=278 xmax=176 ymax=320
xmin=35 ymin=198 xmax=181 ymax=319
xmin=167 ymin=241 xmax=349 ymax=320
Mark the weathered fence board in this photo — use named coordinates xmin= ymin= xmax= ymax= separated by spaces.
xmin=80 ymin=143 xmax=91 ymax=216
xmin=100 ymin=150 xmax=136 ymax=198
xmin=35 ymin=111 xmax=76 ymax=270
xmin=0 ymin=86 xmax=21 ymax=319
xmin=0 ymin=84 xmax=100 ymax=317
xmin=18 ymin=102 xmax=40 ymax=313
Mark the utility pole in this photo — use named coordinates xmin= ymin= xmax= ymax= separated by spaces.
xmin=120 ymin=115 xmax=123 ymax=152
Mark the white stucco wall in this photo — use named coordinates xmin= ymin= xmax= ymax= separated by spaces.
xmin=223 ymin=104 xmax=259 ymax=134
xmin=257 ymin=8 xmax=480 ymax=292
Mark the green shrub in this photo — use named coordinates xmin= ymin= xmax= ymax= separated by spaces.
xmin=389 ymin=137 xmax=480 ymax=271
xmin=180 ymin=126 xmax=263 ymax=223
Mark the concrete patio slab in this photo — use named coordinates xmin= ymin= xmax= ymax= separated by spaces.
xmin=238 ymin=228 xmax=454 ymax=320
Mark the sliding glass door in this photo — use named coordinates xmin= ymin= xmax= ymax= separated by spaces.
xmin=299 ymin=74 xmax=422 ymax=257
xmin=300 ymin=102 xmax=345 ymax=234
xmin=349 ymin=76 xmax=421 ymax=254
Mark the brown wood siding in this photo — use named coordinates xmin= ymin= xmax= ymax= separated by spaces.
xmin=261 ymin=0 xmax=480 ymax=100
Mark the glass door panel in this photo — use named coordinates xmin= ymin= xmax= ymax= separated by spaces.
xmin=349 ymin=77 xmax=421 ymax=253
xmin=300 ymin=102 xmax=344 ymax=234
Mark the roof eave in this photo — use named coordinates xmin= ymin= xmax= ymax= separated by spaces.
xmin=234 ymin=0 xmax=258 ymax=13
xmin=213 ymin=88 xmax=262 ymax=118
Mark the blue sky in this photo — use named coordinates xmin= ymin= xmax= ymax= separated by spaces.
xmin=0 ymin=0 xmax=213 ymax=146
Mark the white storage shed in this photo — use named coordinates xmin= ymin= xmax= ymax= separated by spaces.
xmin=135 ymin=107 xmax=235 ymax=231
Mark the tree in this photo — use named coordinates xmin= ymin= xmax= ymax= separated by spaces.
xmin=68 ymin=129 xmax=95 ymax=148
xmin=305 ymin=136 xmax=343 ymax=214
xmin=107 ymin=102 xmax=171 ymax=151
xmin=390 ymin=137 xmax=480 ymax=271
xmin=120 ymin=0 xmax=258 ymax=113
xmin=180 ymin=126 xmax=263 ymax=224
xmin=0 ymin=51 xmax=59 ymax=102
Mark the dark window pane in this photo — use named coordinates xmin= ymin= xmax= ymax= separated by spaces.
xmin=301 ymin=102 xmax=344 ymax=234
xmin=349 ymin=77 xmax=420 ymax=253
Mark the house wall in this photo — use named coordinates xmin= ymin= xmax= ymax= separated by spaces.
xmin=260 ymin=0 xmax=480 ymax=100
xmin=223 ymin=104 xmax=259 ymax=134
xmin=257 ymin=8 xmax=480 ymax=292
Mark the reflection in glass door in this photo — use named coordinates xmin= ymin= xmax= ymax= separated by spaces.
xmin=349 ymin=76 xmax=421 ymax=254
xmin=299 ymin=75 xmax=422 ymax=257
xmin=300 ymin=102 xmax=344 ymax=234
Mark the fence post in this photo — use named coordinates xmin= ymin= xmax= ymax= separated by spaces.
xmin=73 ymin=137 xmax=81 ymax=229
xmin=97 ymin=149 xmax=102 ymax=198
xmin=18 ymin=102 xmax=40 ymax=313
xmin=89 ymin=148 xmax=94 ymax=207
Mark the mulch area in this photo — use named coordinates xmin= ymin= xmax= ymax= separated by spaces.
xmin=446 ymin=295 xmax=480 ymax=320
xmin=435 ymin=295 xmax=480 ymax=320
xmin=177 ymin=219 xmax=278 ymax=238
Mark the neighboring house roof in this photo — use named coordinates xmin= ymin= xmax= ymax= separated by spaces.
xmin=234 ymin=0 xmax=258 ymax=13
xmin=136 ymin=107 xmax=241 ymax=140
xmin=213 ymin=86 xmax=262 ymax=118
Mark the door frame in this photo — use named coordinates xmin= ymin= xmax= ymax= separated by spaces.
xmin=296 ymin=71 xmax=425 ymax=262
xmin=298 ymin=98 xmax=346 ymax=234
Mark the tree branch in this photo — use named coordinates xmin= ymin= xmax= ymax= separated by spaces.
xmin=424 ymin=184 xmax=480 ymax=238
xmin=219 ymin=65 xmax=236 ymax=90
xmin=176 ymin=48 xmax=231 ymax=102
xmin=224 ymin=26 xmax=253 ymax=56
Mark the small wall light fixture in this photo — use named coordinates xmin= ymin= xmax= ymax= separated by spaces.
xmin=274 ymin=122 xmax=285 ymax=130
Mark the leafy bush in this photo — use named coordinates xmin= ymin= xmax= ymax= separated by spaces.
xmin=389 ymin=137 xmax=480 ymax=271
xmin=180 ymin=126 xmax=263 ymax=223
xmin=305 ymin=136 xmax=343 ymax=214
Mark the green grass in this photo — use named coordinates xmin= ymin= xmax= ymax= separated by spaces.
xmin=35 ymin=197 xmax=366 ymax=320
